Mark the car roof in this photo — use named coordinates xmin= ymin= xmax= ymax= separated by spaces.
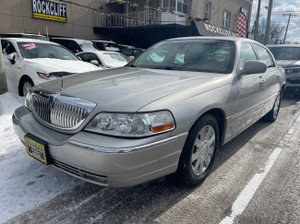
xmin=92 ymin=40 xmax=117 ymax=43
xmin=51 ymin=37 xmax=93 ymax=43
xmin=165 ymin=36 xmax=254 ymax=43
xmin=0 ymin=33 xmax=47 ymax=37
xmin=267 ymin=44 xmax=300 ymax=48
xmin=1 ymin=37 xmax=56 ymax=44
xmin=77 ymin=50 xmax=122 ymax=55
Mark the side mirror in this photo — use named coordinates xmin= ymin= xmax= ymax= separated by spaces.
xmin=7 ymin=53 xmax=17 ymax=64
xmin=127 ymin=56 xmax=134 ymax=62
xmin=243 ymin=60 xmax=267 ymax=75
xmin=90 ymin=60 xmax=100 ymax=66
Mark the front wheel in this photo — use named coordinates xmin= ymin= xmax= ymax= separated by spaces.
xmin=20 ymin=78 xmax=34 ymax=96
xmin=264 ymin=91 xmax=281 ymax=122
xmin=176 ymin=114 xmax=219 ymax=187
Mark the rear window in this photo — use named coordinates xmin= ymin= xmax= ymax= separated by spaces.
xmin=268 ymin=47 xmax=300 ymax=60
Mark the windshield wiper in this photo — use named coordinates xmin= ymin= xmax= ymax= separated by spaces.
xmin=127 ymin=64 xmax=136 ymax=67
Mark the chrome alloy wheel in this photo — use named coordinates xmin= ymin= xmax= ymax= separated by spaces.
xmin=191 ymin=125 xmax=216 ymax=176
xmin=23 ymin=82 xmax=33 ymax=96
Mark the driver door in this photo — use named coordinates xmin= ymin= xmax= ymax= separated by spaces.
xmin=236 ymin=42 xmax=266 ymax=133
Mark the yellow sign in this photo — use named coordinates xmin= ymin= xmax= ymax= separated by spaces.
xmin=33 ymin=12 xmax=67 ymax=22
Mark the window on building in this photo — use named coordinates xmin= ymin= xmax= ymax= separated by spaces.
xmin=177 ymin=0 xmax=187 ymax=14
xmin=162 ymin=0 xmax=187 ymax=14
xmin=204 ymin=1 xmax=211 ymax=21
xmin=169 ymin=0 xmax=176 ymax=11
xmin=223 ymin=10 xmax=231 ymax=28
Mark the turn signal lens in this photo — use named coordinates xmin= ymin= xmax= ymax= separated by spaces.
xmin=152 ymin=123 xmax=175 ymax=133
xmin=37 ymin=72 xmax=49 ymax=79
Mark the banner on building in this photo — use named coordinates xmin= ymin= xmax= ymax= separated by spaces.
xmin=237 ymin=12 xmax=247 ymax=38
xmin=32 ymin=0 xmax=67 ymax=23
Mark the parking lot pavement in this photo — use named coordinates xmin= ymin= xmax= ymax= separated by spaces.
xmin=4 ymin=97 xmax=300 ymax=224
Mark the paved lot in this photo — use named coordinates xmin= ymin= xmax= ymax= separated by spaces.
xmin=4 ymin=96 xmax=300 ymax=224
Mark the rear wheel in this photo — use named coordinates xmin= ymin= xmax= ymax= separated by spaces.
xmin=20 ymin=78 xmax=34 ymax=96
xmin=176 ymin=114 xmax=219 ymax=187
xmin=264 ymin=91 xmax=281 ymax=122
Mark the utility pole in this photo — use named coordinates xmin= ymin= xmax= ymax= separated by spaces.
xmin=254 ymin=0 xmax=261 ymax=41
xmin=264 ymin=0 xmax=273 ymax=45
xmin=283 ymin=13 xmax=292 ymax=43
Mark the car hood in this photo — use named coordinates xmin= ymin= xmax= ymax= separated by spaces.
xmin=276 ymin=60 xmax=300 ymax=68
xmin=37 ymin=67 xmax=227 ymax=112
xmin=25 ymin=58 xmax=100 ymax=74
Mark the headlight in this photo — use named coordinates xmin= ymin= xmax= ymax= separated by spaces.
xmin=24 ymin=91 xmax=33 ymax=111
xmin=85 ymin=111 xmax=175 ymax=137
xmin=285 ymin=68 xmax=300 ymax=74
xmin=37 ymin=72 xmax=50 ymax=79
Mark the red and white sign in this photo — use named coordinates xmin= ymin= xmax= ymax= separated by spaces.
xmin=237 ymin=12 xmax=247 ymax=38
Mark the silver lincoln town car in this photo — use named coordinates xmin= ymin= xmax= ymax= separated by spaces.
xmin=13 ymin=37 xmax=285 ymax=187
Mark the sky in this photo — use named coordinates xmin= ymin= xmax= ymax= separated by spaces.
xmin=250 ymin=0 xmax=300 ymax=43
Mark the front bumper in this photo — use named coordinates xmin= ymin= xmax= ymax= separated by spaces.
xmin=13 ymin=106 xmax=188 ymax=187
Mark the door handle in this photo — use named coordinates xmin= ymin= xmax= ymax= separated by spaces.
xmin=259 ymin=79 xmax=266 ymax=85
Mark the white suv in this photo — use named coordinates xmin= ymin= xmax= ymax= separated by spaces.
xmin=1 ymin=38 xmax=100 ymax=96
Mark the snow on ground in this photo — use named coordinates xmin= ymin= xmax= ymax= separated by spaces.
xmin=0 ymin=92 xmax=83 ymax=224
xmin=0 ymin=93 xmax=24 ymax=158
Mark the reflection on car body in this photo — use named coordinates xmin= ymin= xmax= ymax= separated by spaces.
xmin=13 ymin=37 xmax=285 ymax=188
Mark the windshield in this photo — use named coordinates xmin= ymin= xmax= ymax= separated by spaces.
xmin=268 ymin=47 xmax=300 ymax=60
xmin=101 ymin=53 xmax=128 ymax=67
xmin=93 ymin=42 xmax=119 ymax=51
xmin=18 ymin=42 xmax=79 ymax=60
xmin=130 ymin=40 xmax=235 ymax=73
xmin=78 ymin=41 xmax=98 ymax=51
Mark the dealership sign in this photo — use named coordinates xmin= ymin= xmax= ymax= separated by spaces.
xmin=32 ymin=0 xmax=67 ymax=23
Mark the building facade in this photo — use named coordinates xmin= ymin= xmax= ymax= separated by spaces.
xmin=0 ymin=0 xmax=252 ymax=47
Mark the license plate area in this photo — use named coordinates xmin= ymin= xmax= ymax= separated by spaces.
xmin=25 ymin=134 xmax=50 ymax=165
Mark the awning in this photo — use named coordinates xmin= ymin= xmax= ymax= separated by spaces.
xmin=193 ymin=21 xmax=237 ymax=37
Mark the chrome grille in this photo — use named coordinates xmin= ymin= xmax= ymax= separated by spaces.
xmin=32 ymin=92 xmax=96 ymax=130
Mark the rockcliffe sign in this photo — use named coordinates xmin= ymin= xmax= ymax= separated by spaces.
xmin=32 ymin=0 xmax=67 ymax=23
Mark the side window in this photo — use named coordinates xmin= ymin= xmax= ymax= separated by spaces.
xmin=252 ymin=43 xmax=275 ymax=68
xmin=65 ymin=41 xmax=81 ymax=53
xmin=78 ymin=53 xmax=102 ymax=65
xmin=1 ymin=40 xmax=8 ymax=53
xmin=239 ymin=42 xmax=257 ymax=69
xmin=1 ymin=40 xmax=16 ymax=55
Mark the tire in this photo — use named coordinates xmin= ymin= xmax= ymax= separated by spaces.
xmin=264 ymin=91 xmax=281 ymax=122
xmin=20 ymin=78 xmax=34 ymax=96
xmin=176 ymin=114 xmax=219 ymax=187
